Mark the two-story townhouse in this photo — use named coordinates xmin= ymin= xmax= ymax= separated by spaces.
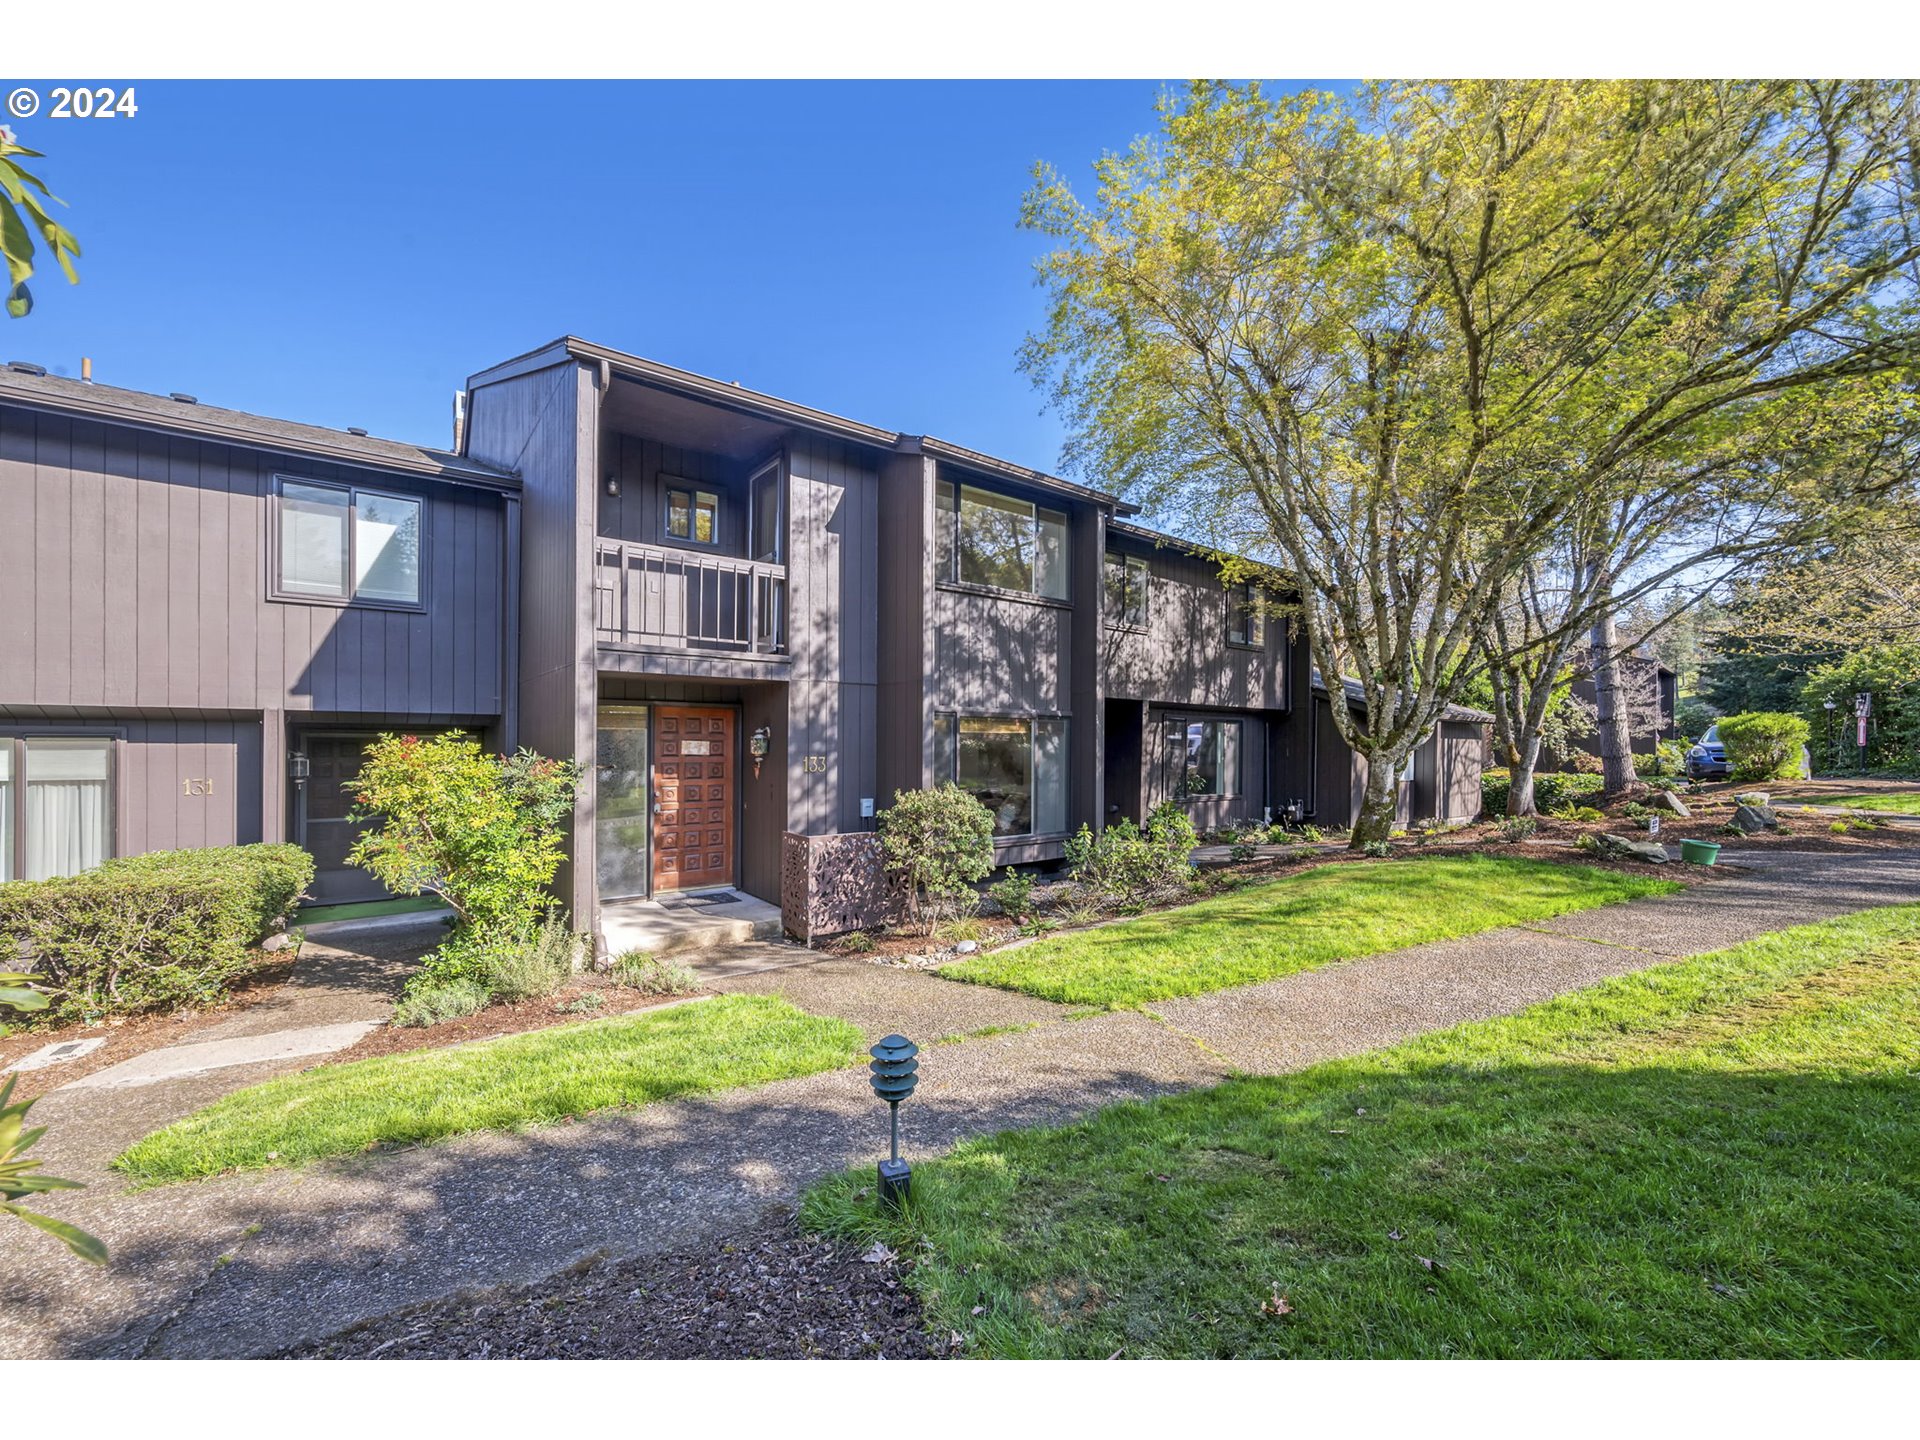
xmin=0 ymin=365 xmax=520 ymax=903
xmin=0 ymin=337 xmax=1488 ymax=944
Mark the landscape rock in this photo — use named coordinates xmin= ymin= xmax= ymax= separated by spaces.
xmin=1648 ymin=790 xmax=1691 ymax=819
xmin=1732 ymin=804 xmax=1779 ymax=834
xmin=260 ymin=932 xmax=296 ymax=953
xmin=951 ymin=940 xmax=980 ymax=955
xmin=1596 ymin=833 xmax=1670 ymax=863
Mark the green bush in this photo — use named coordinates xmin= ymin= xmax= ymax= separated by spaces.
xmin=1481 ymin=769 xmax=1605 ymax=817
xmin=0 ymin=843 xmax=313 ymax=1024
xmin=879 ymin=783 xmax=996 ymax=933
xmin=1550 ymin=804 xmax=1605 ymax=823
xmin=611 ymin=950 xmax=699 ymax=996
xmin=1716 ymin=712 xmax=1812 ymax=783
xmin=1064 ymin=802 xmax=1198 ymax=908
xmin=987 ymin=867 xmax=1036 ymax=920
xmin=1800 ymin=646 xmax=1920 ymax=773
xmin=391 ymin=977 xmax=491 ymax=1028
xmin=477 ymin=912 xmax=586 ymax=1002
xmin=1496 ymin=816 xmax=1538 ymax=844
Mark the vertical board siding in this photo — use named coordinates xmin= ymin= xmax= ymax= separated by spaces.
xmin=1101 ymin=543 xmax=1285 ymax=710
xmin=0 ymin=401 xmax=510 ymax=720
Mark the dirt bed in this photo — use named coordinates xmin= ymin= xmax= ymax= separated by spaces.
xmin=326 ymin=978 xmax=699 ymax=1064
xmin=284 ymin=1212 xmax=953 ymax=1360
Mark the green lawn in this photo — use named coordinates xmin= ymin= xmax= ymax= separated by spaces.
xmin=942 ymin=855 xmax=1678 ymax=1007
xmin=1824 ymin=792 xmax=1920 ymax=816
xmin=116 ymin=995 xmax=863 ymax=1184
xmin=806 ymin=904 xmax=1920 ymax=1358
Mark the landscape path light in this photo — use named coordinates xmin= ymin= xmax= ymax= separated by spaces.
xmin=868 ymin=1033 xmax=919 ymax=1211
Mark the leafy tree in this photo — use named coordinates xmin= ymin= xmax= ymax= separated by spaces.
xmin=0 ymin=127 xmax=81 ymax=318
xmin=347 ymin=732 xmax=579 ymax=936
xmin=878 ymin=784 xmax=995 ymax=933
xmin=1799 ymin=646 xmax=1920 ymax=772
xmin=1023 ymin=80 xmax=1920 ymax=844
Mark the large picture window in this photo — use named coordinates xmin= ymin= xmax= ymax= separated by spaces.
xmin=275 ymin=477 xmax=421 ymax=607
xmin=931 ymin=713 xmax=1068 ymax=837
xmin=1162 ymin=718 xmax=1242 ymax=799
xmin=934 ymin=477 xmax=1069 ymax=600
xmin=1104 ymin=553 xmax=1150 ymax=629
xmin=1 ymin=736 xmax=114 ymax=883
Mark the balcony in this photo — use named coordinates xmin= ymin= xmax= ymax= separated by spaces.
xmin=594 ymin=539 xmax=786 ymax=657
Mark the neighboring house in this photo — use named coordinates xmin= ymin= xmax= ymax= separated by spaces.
xmin=1562 ymin=652 xmax=1679 ymax=766
xmin=0 ymin=367 xmax=520 ymax=903
xmin=0 ymin=338 xmax=1490 ymax=939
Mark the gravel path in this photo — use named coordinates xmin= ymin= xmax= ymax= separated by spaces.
xmin=3 ymin=847 xmax=1914 ymax=1359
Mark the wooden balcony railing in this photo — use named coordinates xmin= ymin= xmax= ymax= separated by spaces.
xmin=594 ymin=539 xmax=787 ymax=656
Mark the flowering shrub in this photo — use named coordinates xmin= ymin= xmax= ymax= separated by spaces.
xmin=347 ymin=732 xmax=579 ymax=936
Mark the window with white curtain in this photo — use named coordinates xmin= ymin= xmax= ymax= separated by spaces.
xmin=3 ymin=737 xmax=114 ymax=882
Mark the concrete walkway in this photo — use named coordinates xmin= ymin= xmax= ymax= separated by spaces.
xmin=2 ymin=848 xmax=1914 ymax=1359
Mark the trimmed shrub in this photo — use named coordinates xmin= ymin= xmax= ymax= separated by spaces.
xmin=1481 ymin=769 xmax=1605 ymax=817
xmin=1716 ymin=712 xmax=1812 ymax=783
xmin=1064 ymin=802 xmax=1198 ymax=908
xmin=879 ymin=784 xmax=996 ymax=933
xmin=0 ymin=843 xmax=312 ymax=1024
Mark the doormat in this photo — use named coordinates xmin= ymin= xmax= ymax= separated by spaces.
xmin=688 ymin=893 xmax=741 ymax=907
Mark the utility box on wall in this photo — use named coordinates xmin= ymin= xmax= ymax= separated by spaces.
xmin=781 ymin=831 xmax=908 ymax=942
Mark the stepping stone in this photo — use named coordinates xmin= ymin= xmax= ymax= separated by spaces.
xmin=3 ymin=1036 xmax=107 ymax=1074
xmin=59 ymin=1021 xmax=378 ymax=1092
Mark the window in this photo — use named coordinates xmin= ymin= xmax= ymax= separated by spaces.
xmin=934 ymin=477 xmax=1070 ymax=600
xmin=1104 ymin=553 xmax=1150 ymax=629
xmin=1162 ymin=718 xmax=1242 ymax=798
xmin=1 ymin=737 xmax=113 ymax=882
xmin=749 ymin=460 xmax=782 ymax=565
xmin=274 ymin=477 xmax=421 ymax=607
xmin=931 ymin=713 xmax=1068 ymax=837
xmin=665 ymin=482 xmax=719 ymax=545
xmin=1227 ymin=582 xmax=1267 ymax=647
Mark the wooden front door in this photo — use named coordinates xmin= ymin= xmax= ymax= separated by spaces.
xmin=651 ymin=707 xmax=735 ymax=892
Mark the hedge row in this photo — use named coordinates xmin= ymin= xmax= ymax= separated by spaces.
xmin=1480 ymin=768 xmax=1605 ymax=817
xmin=0 ymin=844 xmax=314 ymax=1023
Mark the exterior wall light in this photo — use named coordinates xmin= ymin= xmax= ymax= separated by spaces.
xmin=750 ymin=725 xmax=771 ymax=778
xmin=868 ymin=1033 xmax=919 ymax=1210
xmin=605 ymin=474 xmax=620 ymax=496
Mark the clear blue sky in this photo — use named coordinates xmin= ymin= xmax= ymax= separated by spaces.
xmin=2 ymin=80 xmax=1230 ymax=471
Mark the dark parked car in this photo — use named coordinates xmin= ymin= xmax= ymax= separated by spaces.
xmin=1686 ymin=723 xmax=1732 ymax=780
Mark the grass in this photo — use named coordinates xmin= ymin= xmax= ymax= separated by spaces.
xmin=941 ymin=855 xmax=1677 ymax=1008
xmin=1823 ymin=792 xmax=1920 ymax=816
xmin=294 ymin=895 xmax=450 ymax=924
xmin=807 ymin=904 xmax=1920 ymax=1358
xmin=115 ymin=995 xmax=862 ymax=1184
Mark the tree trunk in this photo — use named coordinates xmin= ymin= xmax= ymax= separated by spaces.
xmin=1506 ymin=734 xmax=1542 ymax=817
xmin=1349 ymin=753 xmax=1401 ymax=848
xmin=1590 ymin=605 xmax=1641 ymax=797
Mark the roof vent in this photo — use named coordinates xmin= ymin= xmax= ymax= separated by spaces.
xmin=6 ymin=361 xmax=48 ymax=377
xmin=346 ymin=426 xmax=368 ymax=437
xmin=169 ymin=392 xmax=197 ymax=404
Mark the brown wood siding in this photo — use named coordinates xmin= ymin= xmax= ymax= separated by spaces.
xmin=931 ymin=589 xmax=1070 ymax=715
xmin=1102 ymin=543 xmax=1286 ymax=710
xmin=785 ymin=434 xmax=882 ymax=834
xmin=875 ymin=450 xmax=931 ymax=805
xmin=597 ymin=432 xmax=751 ymax=556
xmin=464 ymin=361 xmax=594 ymax=921
xmin=0 ymin=403 xmax=509 ymax=720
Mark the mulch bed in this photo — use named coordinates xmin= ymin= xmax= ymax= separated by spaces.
xmin=0 ymin=950 xmax=301 ymax=1101
xmin=285 ymin=1212 xmax=955 ymax=1360
xmin=327 ymin=978 xmax=699 ymax=1065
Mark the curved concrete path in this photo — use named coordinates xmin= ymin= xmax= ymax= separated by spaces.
xmin=2 ymin=848 xmax=1914 ymax=1358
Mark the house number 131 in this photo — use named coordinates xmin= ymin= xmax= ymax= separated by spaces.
xmin=181 ymin=777 xmax=214 ymax=796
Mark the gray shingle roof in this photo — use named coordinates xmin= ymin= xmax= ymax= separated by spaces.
xmin=0 ymin=366 xmax=516 ymax=488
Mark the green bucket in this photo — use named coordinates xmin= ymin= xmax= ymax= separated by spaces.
xmin=1680 ymin=838 xmax=1721 ymax=866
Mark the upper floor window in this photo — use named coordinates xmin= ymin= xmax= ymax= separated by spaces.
xmin=0 ymin=736 xmax=113 ymax=882
xmin=275 ymin=477 xmax=421 ymax=608
xmin=1104 ymin=553 xmax=1150 ymax=629
xmin=935 ymin=478 xmax=1069 ymax=600
xmin=1227 ymin=582 xmax=1267 ymax=648
xmin=665 ymin=482 xmax=719 ymax=546
xmin=748 ymin=460 xmax=782 ymax=565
